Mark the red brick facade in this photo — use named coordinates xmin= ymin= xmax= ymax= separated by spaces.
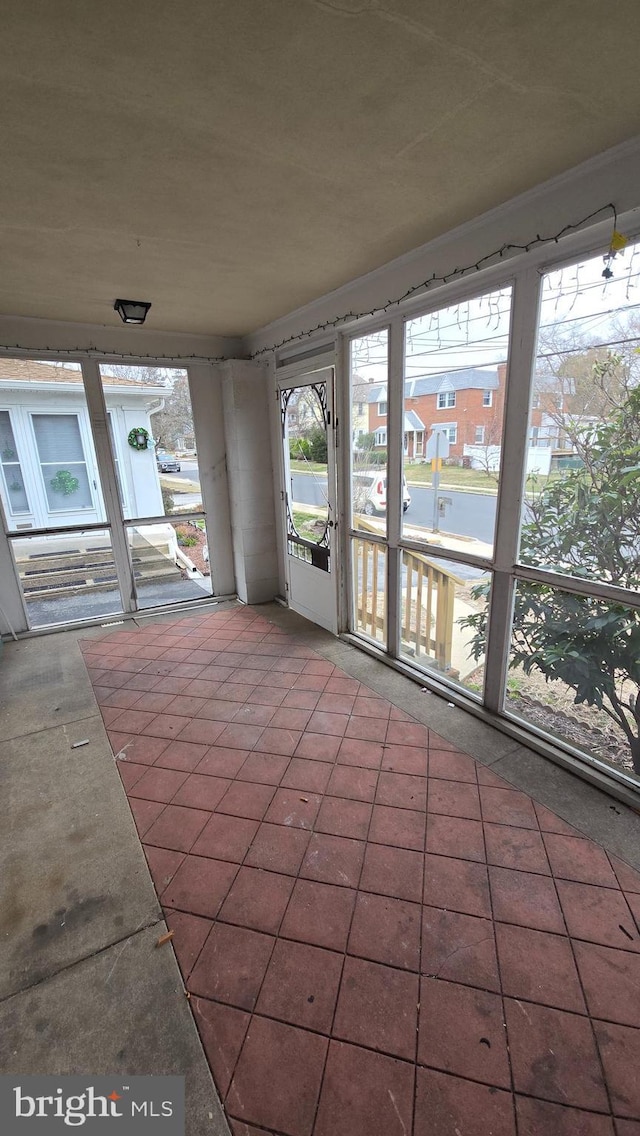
xmin=368 ymin=364 xmax=507 ymax=460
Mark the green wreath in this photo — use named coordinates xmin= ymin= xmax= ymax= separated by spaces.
xmin=128 ymin=427 xmax=150 ymax=450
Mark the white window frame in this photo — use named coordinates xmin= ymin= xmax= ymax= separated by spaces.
xmin=437 ymin=391 xmax=456 ymax=409
xmin=475 ymin=425 xmax=485 ymax=444
xmin=29 ymin=409 xmax=100 ymax=518
xmin=339 ymin=210 xmax=640 ymax=806
xmin=434 ymin=422 xmax=457 ymax=444
xmin=0 ymin=408 xmax=31 ymax=518
xmin=483 ymin=390 xmax=493 ymax=407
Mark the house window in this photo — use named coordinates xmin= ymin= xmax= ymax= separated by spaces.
xmin=416 ymin=431 xmax=424 ymax=456
xmin=475 ymin=425 xmax=485 ymax=444
xmin=357 ymin=402 xmax=364 ymax=415
xmin=437 ymin=391 xmax=456 ymax=409
xmin=434 ymin=423 xmax=457 ymax=445
xmin=530 ymin=426 xmax=539 ymax=447
xmin=375 ymin=428 xmax=387 ymax=446
xmin=378 ymin=400 xmax=387 ymax=416
xmin=483 ymin=390 xmax=493 ymax=407
xmin=531 ymin=392 xmax=540 ymax=409
xmin=0 ymin=410 xmax=29 ymax=515
xmin=32 ymin=413 xmax=94 ymax=512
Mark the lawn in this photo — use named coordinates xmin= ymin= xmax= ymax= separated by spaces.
xmin=292 ymin=508 xmax=326 ymax=539
xmin=289 ymin=459 xmax=551 ymax=496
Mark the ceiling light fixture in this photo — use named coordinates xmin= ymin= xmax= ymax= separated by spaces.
xmin=114 ymin=298 xmax=152 ymax=325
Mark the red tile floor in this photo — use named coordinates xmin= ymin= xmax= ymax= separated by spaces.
xmin=80 ymin=607 xmax=640 ymax=1136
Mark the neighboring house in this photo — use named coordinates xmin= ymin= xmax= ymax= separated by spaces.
xmin=351 ymin=374 xmax=373 ymax=448
xmin=0 ymin=358 xmax=166 ymax=531
xmin=285 ymin=387 xmax=325 ymax=438
xmin=529 ymin=380 xmax=569 ymax=450
xmin=367 ymin=365 xmax=506 ymax=460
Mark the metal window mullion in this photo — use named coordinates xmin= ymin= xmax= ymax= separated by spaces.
xmin=399 ymin=536 xmax=491 ymax=572
xmin=515 ymin=563 xmax=640 ymax=610
xmin=483 ymin=268 xmax=542 ymax=713
xmin=336 ymin=334 xmax=352 ymax=633
xmin=126 ymin=510 xmax=205 ymax=528
xmin=81 ymin=357 xmax=136 ymax=612
xmin=386 ymin=318 xmax=403 ymax=658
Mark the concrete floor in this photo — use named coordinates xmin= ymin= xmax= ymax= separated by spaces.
xmin=0 ymin=610 xmax=230 ymax=1136
xmin=2 ymin=599 xmax=640 ymax=1136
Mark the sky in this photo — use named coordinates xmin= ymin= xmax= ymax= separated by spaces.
xmin=350 ymin=236 xmax=640 ymax=387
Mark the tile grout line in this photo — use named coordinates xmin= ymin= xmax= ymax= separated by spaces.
xmin=223 ymin=652 xmax=350 ymax=1130
xmin=477 ymin=762 xmax=520 ymax=1135
xmin=307 ymin=674 xmax=387 ymax=1136
xmin=181 ymin=643 xmax=341 ymax=1130
xmin=543 ymin=825 xmax=615 ymax=1123
xmin=411 ymin=729 xmax=430 ymax=1136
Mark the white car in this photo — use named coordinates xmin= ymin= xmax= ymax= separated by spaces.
xmin=353 ymin=470 xmax=411 ymax=516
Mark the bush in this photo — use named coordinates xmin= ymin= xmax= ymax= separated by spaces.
xmin=290 ymin=438 xmax=311 ymax=461
xmin=161 ymin=486 xmax=175 ymax=513
xmin=369 ymin=449 xmax=387 ymax=466
xmin=460 ymin=384 xmax=640 ymax=772
xmin=307 ymin=426 xmax=328 ymax=463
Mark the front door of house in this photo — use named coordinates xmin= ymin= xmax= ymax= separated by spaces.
xmin=278 ymin=366 xmax=338 ymax=634
xmin=30 ymin=412 xmax=101 ymax=527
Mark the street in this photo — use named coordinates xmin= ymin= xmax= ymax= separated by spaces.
xmin=165 ymin=460 xmax=200 ymax=483
xmin=291 ymin=471 xmax=497 ymax=544
xmin=166 ymin=465 xmax=501 ymax=550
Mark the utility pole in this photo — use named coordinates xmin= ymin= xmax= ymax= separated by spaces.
xmin=432 ymin=430 xmax=441 ymax=533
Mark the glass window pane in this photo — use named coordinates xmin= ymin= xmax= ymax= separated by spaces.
xmin=282 ymin=383 xmax=330 ymax=569
xmin=403 ymin=287 xmax=511 ymax=556
xmin=33 ymin=412 xmax=94 ymax=512
xmin=398 ymin=551 xmax=490 ymax=696
xmin=506 ymin=581 xmax=640 ymax=784
xmin=349 ymin=331 xmax=389 ymax=536
xmin=351 ymin=537 xmax=386 ymax=647
xmin=0 ymin=359 xmax=105 ymax=530
xmin=130 ymin=521 xmax=213 ymax=609
xmin=12 ymin=529 xmax=121 ymax=628
xmin=520 ymin=241 xmax=640 ymax=592
xmin=0 ymin=410 xmax=30 ymax=514
xmin=33 ymin=413 xmax=85 ymax=462
xmin=99 ymin=365 xmax=202 ymax=520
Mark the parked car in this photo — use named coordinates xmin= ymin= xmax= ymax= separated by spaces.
xmin=353 ymin=470 xmax=411 ymax=515
xmin=156 ymin=452 xmax=181 ymax=472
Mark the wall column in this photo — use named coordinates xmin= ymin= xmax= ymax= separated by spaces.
xmin=221 ymin=360 xmax=279 ymax=604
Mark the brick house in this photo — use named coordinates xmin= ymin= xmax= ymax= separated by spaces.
xmin=367 ymin=364 xmax=506 ymax=460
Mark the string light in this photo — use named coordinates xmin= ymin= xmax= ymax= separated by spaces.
xmin=251 ymin=203 xmax=620 ymax=359
xmin=0 ymin=346 xmax=230 ymax=364
xmin=0 ymin=203 xmax=620 ymax=365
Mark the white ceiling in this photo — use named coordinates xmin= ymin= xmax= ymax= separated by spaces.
xmin=2 ymin=0 xmax=640 ymax=337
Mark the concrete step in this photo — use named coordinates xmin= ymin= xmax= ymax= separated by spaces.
xmin=15 ymin=546 xmax=114 ymax=573
xmin=17 ymin=544 xmax=183 ymax=598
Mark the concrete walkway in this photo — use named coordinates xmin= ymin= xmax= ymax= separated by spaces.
xmin=0 ymin=621 xmax=229 ymax=1136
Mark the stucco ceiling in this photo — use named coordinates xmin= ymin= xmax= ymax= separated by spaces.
xmin=2 ymin=0 xmax=640 ymax=337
